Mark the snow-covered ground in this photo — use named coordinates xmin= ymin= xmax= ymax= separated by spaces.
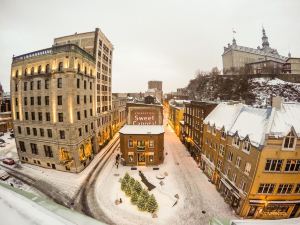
xmin=0 ymin=132 xmax=18 ymax=160
xmin=95 ymin=114 xmax=238 ymax=225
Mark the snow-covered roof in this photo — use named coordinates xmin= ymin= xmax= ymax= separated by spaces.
xmin=204 ymin=101 xmax=300 ymax=148
xmin=268 ymin=102 xmax=300 ymax=137
xmin=119 ymin=125 xmax=164 ymax=135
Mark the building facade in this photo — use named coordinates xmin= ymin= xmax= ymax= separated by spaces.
xmin=183 ymin=101 xmax=217 ymax=163
xmin=11 ymin=44 xmax=97 ymax=172
xmin=146 ymin=80 xmax=163 ymax=103
xmin=119 ymin=125 xmax=164 ymax=166
xmin=168 ymin=99 xmax=185 ymax=137
xmin=222 ymin=28 xmax=287 ymax=75
xmin=202 ymin=101 xmax=300 ymax=219
xmin=0 ymin=84 xmax=12 ymax=132
xmin=54 ymin=28 xmax=114 ymax=148
xmin=111 ymin=94 xmax=126 ymax=136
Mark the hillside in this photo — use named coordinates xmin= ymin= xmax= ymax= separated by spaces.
xmin=186 ymin=75 xmax=300 ymax=107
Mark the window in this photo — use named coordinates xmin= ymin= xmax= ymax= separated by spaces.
xmin=16 ymin=112 xmax=19 ymax=120
xmin=77 ymin=111 xmax=81 ymax=120
xmin=45 ymin=79 xmax=49 ymax=89
xmin=235 ymin=156 xmax=241 ymax=168
xmin=47 ymin=129 xmax=52 ymax=138
xmin=84 ymin=95 xmax=86 ymax=104
xmin=57 ymin=78 xmax=62 ymax=88
xmin=58 ymin=62 xmax=63 ymax=72
xmin=15 ymin=83 xmax=18 ymax=91
xmin=295 ymin=184 xmax=300 ymax=193
xmin=38 ymin=112 xmax=42 ymax=121
xmin=219 ymin=144 xmax=225 ymax=157
xmin=277 ymin=184 xmax=293 ymax=194
xmin=84 ymin=80 xmax=87 ymax=89
xmin=30 ymin=81 xmax=34 ymax=90
xmin=212 ymin=126 xmax=216 ymax=135
xmin=46 ymin=112 xmax=50 ymax=121
xmin=90 ymin=82 xmax=92 ymax=90
xmin=24 ymin=97 xmax=27 ymax=105
xmin=149 ymin=140 xmax=154 ymax=148
xmin=232 ymin=173 xmax=237 ymax=183
xmin=228 ymin=151 xmax=233 ymax=162
xmin=77 ymin=64 xmax=81 ymax=73
xmin=57 ymin=96 xmax=62 ymax=105
xmin=24 ymin=82 xmax=27 ymax=91
xmin=284 ymin=159 xmax=300 ymax=172
xmin=217 ymin=159 xmax=223 ymax=170
xmin=25 ymin=68 xmax=28 ymax=76
xmin=78 ymin=128 xmax=82 ymax=137
xmin=45 ymin=64 xmax=50 ymax=74
xmin=37 ymin=80 xmax=41 ymax=89
xmin=26 ymin=127 xmax=30 ymax=135
xmin=85 ymin=125 xmax=88 ymax=133
xmin=38 ymin=66 xmax=41 ymax=74
xmin=240 ymin=181 xmax=247 ymax=192
xmin=33 ymin=128 xmax=37 ymax=136
xmin=44 ymin=145 xmax=53 ymax=157
xmin=25 ymin=112 xmax=29 ymax=120
xmin=30 ymin=143 xmax=38 ymax=155
xmin=19 ymin=141 xmax=26 ymax=152
xmin=90 ymin=95 xmax=92 ymax=103
xmin=245 ymin=162 xmax=251 ymax=175
xmin=77 ymin=79 xmax=80 ymax=88
xmin=242 ymin=139 xmax=251 ymax=153
xmin=45 ymin=96 xmax=49 ymax=105
xmin=265 ymin=159 xmax=283 ymax=172
xmin=18 ymin=126 xmax=21 ymax=134
xmin=90 ymin=109 xmax=92 ymax=116
xmin=77 ymin=95 xmax=80 ymax=104
xmin=30 ymin=97 xmax=34 ymax=105
xmin=283 ymin=131 xmax=296 ymax=150
xmin=128 ymin=140 xmax=133 ymax=148
xmin=37 ymin=96 xmax=41 ymax=105
xmin=15 ymin=97 xmax=18 ymax=106
xmin=233 ymin=135 xmax=240 ymax=147
xmin=221 ymin=129 xmax=227 ymax=139
xmin=258 ymin=183 xmax=275 ymax=194
xmin=84 ymin=66 xmax=87 ymax=74
xmin=59 ymin=130 xmax=65 ymax=139
xmin=58 ymin=113 xmax=63 ymax=122
xmin=40 ymin=128 xmax=44 ymax=137
xmin=31 ymin=112 xmax=35 ymax=120
xmin=30 ymin=67 xmax=34 ymax=75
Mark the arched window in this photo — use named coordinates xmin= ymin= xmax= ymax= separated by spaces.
xmin=30 ymin=67 xmax=34 ymax=75
xmin=242 ymin=138 xmax=251 ymax=153
xmin=58 ymin=62 xmax=63 ymax=72
xmin=90 ymin=69 xmax=93 ymax=76
xmin=233 ymin=134 xmax=240 ymax=147
xmin=38 ymin=65 xmax=42 ymax=74
xmin=283 ymin=131 xmax=296 ymax=150
xmin=84 ymin=66 xmax=87 ymax=75
xmin=24 ymin=68 xmax=28 ymax=76
xmin=15 ymin=70 xmax=19 ymax=78
xmin=45 ymin=64 xmax=50 ymax=74
xmin=77 ymin=64 xmax=81 ymax=73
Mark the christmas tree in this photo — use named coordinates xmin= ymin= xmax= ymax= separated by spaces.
xmin=146 ymin=194 xmax=158 ymax=213
xmin=123 ymin=172 xmax=130 ymax=182
xmin=137 ymin=189 xmax=149 ymax=211
xmin=133 ymin=180 xmax=142 ymax=194
xmin=121 ymin=177 xmax=127 ymax=191
xmin=131 ymin=190 xmax=139 ymax=205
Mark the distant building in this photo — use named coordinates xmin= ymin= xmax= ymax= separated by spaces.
xmin=202 ymin=99 xmax=300 ymax=219
xmin=222 ymin=28 xmax=288 ymax=75
xmin=148 ymin=80 xmax=162 ymax=91
xmin=111 ymin=94 xmax=127 ymax=136
xmin=168 ymin=99 xmax=186 ymax=137
xmin=0 ymin=84 xmax=12 ymax=132
xmin=146 ymin=80 xmax=163 ymax=103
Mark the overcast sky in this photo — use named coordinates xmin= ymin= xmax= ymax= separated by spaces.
xmin=1 ymin=0 xmax=300 ymax=93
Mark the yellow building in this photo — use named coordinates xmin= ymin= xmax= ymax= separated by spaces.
xmin=168 ymin=99 xmax=185 ymax=137
xmin=202 ymin=99 xmax=300 ymax=219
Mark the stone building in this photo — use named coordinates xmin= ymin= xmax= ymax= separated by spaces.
xmin=168 ymin=99 xmax=186 ymax=137
xmin=54 ymin=28 xmax=114 ymax=147
xmin=182 ymin=101 xmax=217 ymax=163
xmin=146 ymin=80 xmax=163 ymax=103
xmin=111 ymin=94 xmax=126 ymax=136
xmin=222 ymin=28 xmax=287 ymax=75
xmin=202 ymin=100 xmax=300 ymax=219
xmin=11 ymin=28 xmax=116 ymax=173
xmin=119 ymin=125 xmax=164 ymax=166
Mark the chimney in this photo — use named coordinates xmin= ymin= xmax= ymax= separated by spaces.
xmin=272 ymin=96 xmax=283 ymax=110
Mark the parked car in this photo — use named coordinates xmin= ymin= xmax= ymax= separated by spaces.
xmin=0 ymin=170 xmax=9 ymax=180
xmin=3 ymin=158 xmax=15 ymax=165
xmin=10 ymin=133 xmax=15 ymax=138
xmin=0 ymin=132 xmax=4 ymax=136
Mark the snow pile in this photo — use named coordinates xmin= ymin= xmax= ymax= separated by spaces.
xmin=250 ymin=78 xmax=300 ymax=107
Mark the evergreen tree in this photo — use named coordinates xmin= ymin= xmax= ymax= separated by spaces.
xmin=123 ymin=172 xmax=130 ymax=182
xmin=131 ymin=190 xmax=139 ymax=205
xmin=125 ymin=183 xmax=132 ymax=196
xmin=146 ymin=194 xmax=158 ymax=213
xmin=137 ymin=189 xmax=149 ymax=211
xmin=133 ymin=180 xmax=142 ymax=194
xmin=121 ymin=178 xmax=127 ymax=191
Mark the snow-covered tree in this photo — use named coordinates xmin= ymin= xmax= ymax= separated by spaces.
xmin=137 ymin=189 xmax=149 ymax=211
xmin=123 ymin=173 xmax=130 ymax=182
xmin=131 ymin=191 xmax=139 ymax=205
xmin=146 ymin=194 xmax=158 ymax=213
xmin=121 ymin=177 xmax=127 ymax=191
xmin=133 ymin=180 xmax=142 ymax=194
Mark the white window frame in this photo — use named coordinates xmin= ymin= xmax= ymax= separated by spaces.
xmin=282 ymin=131 xmax=297 ymax=151
xmin=242 ymin=139 xmax=251 ymax=154
xmin=244 ymin=162 xmax=251 ymax=175
xmin=235 ymin=156 xmax=241 ymax=168
xmin=232 ymin=135 xmax=240 ymax=148
xmin=128 ymin=139 xmax=133 ymax=148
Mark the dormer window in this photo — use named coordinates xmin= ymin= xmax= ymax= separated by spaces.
xmin=283 ymin=131 xmax=297 ymax=150
xmin=233 ymin=135 xmax=240 ymax=147
xmin=242 ymin=139 xmax=251 ymax=153
xmin=212 ymin=126 xmax=216 ymax=135
xmin=221 ymin=128 xmax=227 ymax=140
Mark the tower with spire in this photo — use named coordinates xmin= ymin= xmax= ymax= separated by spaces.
xmin=262 ymin=27 xmax=270 ymax=48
